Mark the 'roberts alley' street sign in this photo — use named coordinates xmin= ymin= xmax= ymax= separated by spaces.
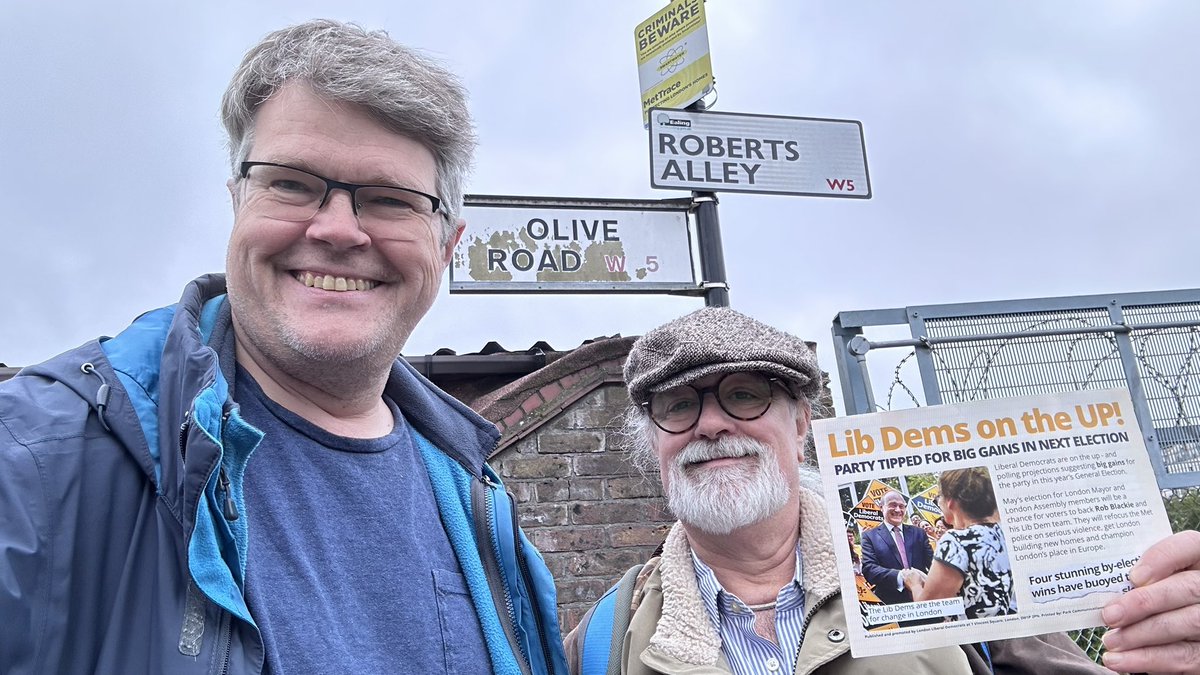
xmin=649 ymin=108 xmax=871 ymax=199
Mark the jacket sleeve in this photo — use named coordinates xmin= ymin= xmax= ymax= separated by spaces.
xmin=910 ymin=524 xmax=935 ymax=573
xmin=0 ymin=430 xmax=49 ymax=673
xmin=860 ymin=527 xmax=898 ymax=590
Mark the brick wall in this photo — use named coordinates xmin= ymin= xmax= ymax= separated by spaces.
xmin=491 ymin=382 xmax=673 ymax=632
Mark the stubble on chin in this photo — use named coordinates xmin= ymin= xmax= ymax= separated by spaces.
xmin=228 ymin=289 xmax=403 ymax=398
xmin=274 ymin=319 xmax=400 ymax=390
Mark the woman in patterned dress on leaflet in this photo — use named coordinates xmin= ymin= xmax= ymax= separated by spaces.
xmin=905 ymin=467 xmax=1017 ymax=619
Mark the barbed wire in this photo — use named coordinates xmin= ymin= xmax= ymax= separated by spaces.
xmin=1133 ymin=326 xmax=1200 ymax=428
xmin=882 ymin=350 xmax=921 ymax=411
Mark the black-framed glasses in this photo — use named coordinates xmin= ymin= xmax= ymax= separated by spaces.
xmin=238 ymin=161 xmax=443 ymax=227
xmin=643 ymin=371 xmax=796 ymax=434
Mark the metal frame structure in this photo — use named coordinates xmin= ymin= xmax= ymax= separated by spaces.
xmin=832 ymin=288 xmax=1200 ymax=489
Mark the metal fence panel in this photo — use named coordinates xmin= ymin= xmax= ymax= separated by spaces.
xmin=924 ymin=309 xmax=1125 ymax=402
xmin=833 ymin=289 xmax=1200 ymax=488
xmin=1125 ymin=302 xmax=1200 ymax=477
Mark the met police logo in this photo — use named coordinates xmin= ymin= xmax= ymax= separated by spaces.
xmin=656 ymin=113 xmax=691 ymax=129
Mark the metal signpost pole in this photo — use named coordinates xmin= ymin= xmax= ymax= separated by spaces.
xmin=692 ymin=190 xmax=729 ymax=307
xmin=686 ymin=89 xmax=730 ymax=308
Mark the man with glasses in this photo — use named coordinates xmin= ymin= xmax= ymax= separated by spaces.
xmin=563 ymin=307 xmax=1175 ymax=674
xmin=0 ymin=20 xmax=565 ymax=675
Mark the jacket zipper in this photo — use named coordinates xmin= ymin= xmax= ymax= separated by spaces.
xmin=794 ymin=590 xmax=840 ymax=674
xmin=213 ymin=610 xmax=233 ymax=675
xmin=484 ymin=476 xmax=519 ymax=629
xmin=506 ymin=494 xmax=556 ymax=675
xmin=216 ymin=466 xmax=239 ymax=521
xmin=181 ymin=408 xmax=238 ymax=523
xmin=474 ymin=474 xmax=532 ymax=675
xmin=799 ymin=590 xmax=836 ymax=641
xmin=217 ymin=411 xmax=238 ymax=520
xmin=179 ymin=410 xmax=191 ymax=460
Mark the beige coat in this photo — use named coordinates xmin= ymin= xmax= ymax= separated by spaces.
xmin=565 ymin=484 xmax=1110 ymax=675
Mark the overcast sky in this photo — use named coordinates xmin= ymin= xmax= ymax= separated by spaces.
xmin=3 ymin=1 xmax=1197 ymax=414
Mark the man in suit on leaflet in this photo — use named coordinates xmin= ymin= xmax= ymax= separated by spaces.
xmin=861 ymin=490 xmax=934 ymax=605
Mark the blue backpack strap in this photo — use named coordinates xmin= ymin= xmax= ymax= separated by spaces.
xmin=580 ymin=564 xmax=644 ymax=675
xmin=969 ymin=641 xmax=994 ymax=674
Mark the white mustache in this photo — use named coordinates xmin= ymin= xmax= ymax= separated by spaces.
xmin=675 ymin=436 xmax=767 ymax=467
xmin=665 ymin=435 xmax=790 ymax=535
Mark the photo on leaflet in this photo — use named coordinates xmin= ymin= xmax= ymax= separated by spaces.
xmin=840 ymin=467 xmax=1015 ymax=630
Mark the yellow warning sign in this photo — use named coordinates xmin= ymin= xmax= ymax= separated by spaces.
xmin=634 ymin=0 xmax=714 ymax=125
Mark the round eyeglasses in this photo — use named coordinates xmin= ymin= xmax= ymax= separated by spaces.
xmin=644 ymin=371 xmax=796 ymax=434
xmin=238 ymin=161 xmax=443 ymax=233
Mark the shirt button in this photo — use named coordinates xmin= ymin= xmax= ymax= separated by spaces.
xmin=766 ymin=657 xmax=781 ymax=671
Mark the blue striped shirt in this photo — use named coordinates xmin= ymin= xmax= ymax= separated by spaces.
xmin=692 ymin=546 xmax=806 ymax=675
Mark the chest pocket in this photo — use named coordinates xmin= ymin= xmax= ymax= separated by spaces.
xmin=433 ymin=568 xmax=492 ymax=674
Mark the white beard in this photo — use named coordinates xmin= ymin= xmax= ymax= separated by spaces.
xmin=664 ymin=436 xmax=791 ymax=535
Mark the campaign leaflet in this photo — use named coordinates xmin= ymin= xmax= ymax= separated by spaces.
xmin=814 ymin=388 xmax=1172 ymax=658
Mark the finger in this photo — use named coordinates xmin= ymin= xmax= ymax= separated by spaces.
xmin=1104 ymin=601 xmax=1200 ymax=652
xmin=1103 ymin=569 xmax=1200 ymax=628
xmin=1101 ymin=639 xmax=1200 ymax=674
xmin=1129 ymin=531 xmax=1200 ymax=587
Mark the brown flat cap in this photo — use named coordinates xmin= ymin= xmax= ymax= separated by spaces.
xmin=624 ymin=307 xmax=820 ymax=404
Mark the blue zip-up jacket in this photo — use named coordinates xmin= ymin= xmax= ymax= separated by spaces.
xmin=0 ymin=274 xmax=567 ymax=675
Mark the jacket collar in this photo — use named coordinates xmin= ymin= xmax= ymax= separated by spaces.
xmin=77 ymin=271 xmax=498 ymax=518
xmin=382 ymin=356 xmax=498 ymax=478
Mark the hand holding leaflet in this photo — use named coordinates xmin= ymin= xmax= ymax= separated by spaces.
xmin=1100 ymin=530 xmax=1200 ymax=674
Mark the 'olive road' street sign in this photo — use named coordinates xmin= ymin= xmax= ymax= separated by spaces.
xmin=450 ymin=195 xmax=698 ymax=293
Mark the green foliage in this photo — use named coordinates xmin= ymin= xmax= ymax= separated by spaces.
xmin=903 ymin=473 xmax=938 ymax=495
xmin=1070 ymin=627 xmax=1106 ymax=664
xmin=1164 ymin=487 xmax=1200 ymax=533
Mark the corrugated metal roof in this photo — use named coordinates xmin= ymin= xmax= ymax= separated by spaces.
xmin=0 ymin=337 xmax=623 ymax=384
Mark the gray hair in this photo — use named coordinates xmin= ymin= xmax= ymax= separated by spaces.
xmin=623 ymin=391 xmax=819 ymax=478
xmin=220 ymin=19 xmax=476 ymax=243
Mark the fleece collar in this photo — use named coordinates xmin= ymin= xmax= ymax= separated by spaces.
xmin=647 ymin=482 xmax=841 ymax=666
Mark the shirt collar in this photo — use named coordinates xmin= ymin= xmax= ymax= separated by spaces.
xmin=691 ymin=542 xmax=805 ymax=628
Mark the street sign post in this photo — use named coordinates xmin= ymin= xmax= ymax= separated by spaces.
xmin=450 ymin=195 xmax=698 ymax=293
xmin=635 ymin=0 xmax=713 ymax=126
xmin=649 ymin=108 xmax=872 ymax=198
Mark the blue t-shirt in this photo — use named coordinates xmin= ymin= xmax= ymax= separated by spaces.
xmin=236 ymin=367 xmax=491 ymax=674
